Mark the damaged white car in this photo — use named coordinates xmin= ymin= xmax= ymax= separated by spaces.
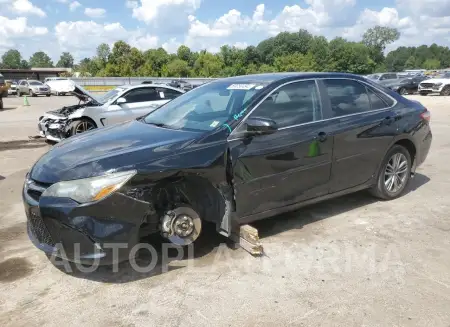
xmin=38 ymin=81 xmax=185 ymax=142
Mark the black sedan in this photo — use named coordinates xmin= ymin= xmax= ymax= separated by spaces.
xmin=386 ymin=76 xmax=430 ymax=95
xmin=23 ymin=72 xmax=432 ymax=265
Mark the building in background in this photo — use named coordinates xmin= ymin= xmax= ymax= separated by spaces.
xmin=0 ymin=68 xmax=72 ymax=81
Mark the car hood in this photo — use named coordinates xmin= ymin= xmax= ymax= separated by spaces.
xmin=48 ymin=80 xmax=100 ymax=103
xmin=420 ymin=78 xmax=449 ymax=84
xmin=30 ymin=120 xmax=200 ymax=183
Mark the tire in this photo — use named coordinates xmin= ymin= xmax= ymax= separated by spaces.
xmin=46 ymin=94 xmax=51 ymax=97
xmin=67 ymin=119 xmax=97 ymax=137
xmin=29 ymin=89 xmax=36 ymax=97
xmin=420 ymin=92 xmax=428 ymax=96
xmin=440 ymin=85 xmax=450 ymax=96
xmin=0 ymin=98 xmax=3 ymax=110
xmin=398 ymin=87 xmax=407 ymax=95
xmin=370 ymin=145 xmax=412 ymax=200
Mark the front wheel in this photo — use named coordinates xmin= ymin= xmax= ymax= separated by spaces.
xmin=46 ymin=94 xmax=51 ymax=97
xmin=398 ymin=87 xmax=407 ymax=95
xmin=29 ymin=89 xmax=36 ymax=97
xmin=440 ymin=85 xmax=450 ymax=96
xmin=67 ymin=119 xmax=97 ymax=136
xmin=370 ymin=145 xmax=411 ymax=200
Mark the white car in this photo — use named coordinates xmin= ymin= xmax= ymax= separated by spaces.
xmin=38 ymin=81 xmax=185 ymax=142
xmin=418 ymin=72 xmax=450 ymax=96
xmin=45 ymin=78 xmax=74 ymax=96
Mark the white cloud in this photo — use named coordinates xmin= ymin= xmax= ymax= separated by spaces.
xmin=0 ymin=16 xmax=48 ymax=48
xmin=9 ymin=0 xmax=46 ymax=17
xmin=69 ymin=1 xmax=81 ymax=11
xmin=84 ymin=7 xmax=106 ymax=18
xmin=129 ymin=0 xmax=201 ymax=34
xmin=54 ymin=20 xmax=158 ymax=59
xmin=125 ymin=0 xmax=138 ymax=9
xmin=162 ymin=38 xmax=182 ymax=53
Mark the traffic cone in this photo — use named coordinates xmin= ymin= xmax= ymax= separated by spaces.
xmin=23 ymin=95 xmax=30 ymax=106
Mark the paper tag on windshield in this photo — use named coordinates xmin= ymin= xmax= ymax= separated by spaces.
xmin=227 ymin=84 xmax=255 ymax=90
xmin=210 ymin=121 xmax=219 ymax=128
xmin=159 ymin=91 xmax=165 ymax=98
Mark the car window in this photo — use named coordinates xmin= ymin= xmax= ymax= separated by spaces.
xmin=324 ymin=79 xmax=371 ymax=117
xmin=366 ymin=88 xmax=388 ymax=110
xmin=29 ymin=81 xmax=43 ymax=86
xmin=250 ymin=80 xmax=322 ymax=128
xmin=156 ymin=87 xmax=183 ymax=100
xmin=123 ymin=88 xmax=159 ymax=103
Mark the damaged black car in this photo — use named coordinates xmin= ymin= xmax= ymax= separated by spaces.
xmin=23 ymin=73 xmax=432 ymax=265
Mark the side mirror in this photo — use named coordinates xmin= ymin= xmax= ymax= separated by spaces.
xmin=116 ymin=97 xmax=127 ymax=105
xmin=245 ymin=117 xmax=278 ymax=136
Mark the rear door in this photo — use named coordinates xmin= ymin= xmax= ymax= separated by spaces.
xmin=319 ymin=78 xmax=398 ymax=193
xmin=229 ymin=79 xmax=334 ymax=218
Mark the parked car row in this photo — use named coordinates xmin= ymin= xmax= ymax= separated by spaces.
xmin=24 ymin=72 xmax=433 ymax=265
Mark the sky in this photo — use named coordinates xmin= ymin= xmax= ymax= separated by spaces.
xmin=1 ymin=0 xmax=450 ymax=62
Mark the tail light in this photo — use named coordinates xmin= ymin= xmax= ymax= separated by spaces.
xmin=420 ymin=109 xmax=431 ymax=122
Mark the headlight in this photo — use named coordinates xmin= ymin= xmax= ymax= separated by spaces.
xmin=435 ymin=83 xmax=443 ymax=87
xmin=42 ymin=170 xmax=136 ymax=203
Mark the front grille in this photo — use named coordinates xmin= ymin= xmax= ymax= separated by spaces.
xmin=40 ymin=88 xmax=48 ymax=91
xmin=420 ymin=83 xmax=434 ymax=88
xmin=29 ymin=210 xmax=55 ymax=246
xmin=26 ymin=180 xmax=50 ymax=202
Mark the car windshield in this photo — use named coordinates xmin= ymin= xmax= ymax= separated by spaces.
xmin=97 ymin=87 xmax=124 ymax=103
xmin=29 ymin=81 xmax=43 ymax=85
xmin=143 ymin=80 xmax=267 ymax=132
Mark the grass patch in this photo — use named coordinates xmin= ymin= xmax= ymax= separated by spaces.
xmin=83 ymin=85 xmax=116 ymax=91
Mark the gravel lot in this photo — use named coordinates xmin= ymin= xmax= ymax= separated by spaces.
xmin=0 ymin=94 xmax=449 ymax=327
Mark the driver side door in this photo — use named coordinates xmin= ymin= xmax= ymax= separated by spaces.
xmin=228 ymin=79 xmax=334 ymax=219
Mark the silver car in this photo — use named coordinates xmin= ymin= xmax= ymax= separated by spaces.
xmin=38 ymin=81 xmax=185 ymax=142
xmin=17 ymin=79 xmax=51 ymax=97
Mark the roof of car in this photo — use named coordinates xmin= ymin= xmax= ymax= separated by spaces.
xmin=117 ymin=83 xmax=185 ymax=92
xmin=214 ymin=72 xmax=369 ymax=84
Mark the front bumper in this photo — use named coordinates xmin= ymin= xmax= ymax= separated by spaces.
xmin=418 ymin=84 xmax=443 ymax=94
xmin=23 ymin=178 xmax=152 ymax=265
xmin=38 ymin=116 xmax=68 ymax=142
xmin=31 ymin=88 xmax=51 ymax=95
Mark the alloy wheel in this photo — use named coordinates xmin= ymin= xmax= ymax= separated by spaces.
xmin=399 ymin=88 xmax=407 ymax=95
xmin=384 ymin=153 xmax=408 ymax=193
xmin=75 ymin=121 xmax=95 ymax=134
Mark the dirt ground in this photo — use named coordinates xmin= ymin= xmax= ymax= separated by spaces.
xmin=0 ymin=94 xmax=449 ymax=327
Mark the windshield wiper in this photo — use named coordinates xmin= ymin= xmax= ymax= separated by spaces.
xmin=146 ymin=122 xmax=176 ymax=129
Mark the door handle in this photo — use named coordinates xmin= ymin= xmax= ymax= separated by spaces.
xmin=317 ymin=131 xmax=327 ymax=142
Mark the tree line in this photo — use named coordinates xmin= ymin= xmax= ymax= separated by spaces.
xmin=2 ymin=26 xmax=450 ymax=77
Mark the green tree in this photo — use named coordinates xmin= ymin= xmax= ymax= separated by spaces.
xmin=193 ymin=53 xmax=224 ymax=77
xmin=274 ymin=52 xmax=317 ymax=72
xmin=177 ymin=45 xmax=192 ymax=63
xmin=56 ymin=52 xmax=74 ymax=68
xmin=1 ymin=49 xmax=23 ymax=69
xmin=327 ymin=38 xmax=375 ymax=74
xmin=423 ymin=58 xmax=441 ymax=70
xmin=97 ymin=43 xmax=111 ymax=63
xmin=167 ymin=59 xmax=190 ymax=77
xmin=362 ymin=26 xmax=400 ymax=64
xmin=404 ymin=56 xmax=417 ymax=69
xmin=309 ymin=36 xmax=329 ymax=71
xmin=29 ymin=51 xmax=53 ymax=67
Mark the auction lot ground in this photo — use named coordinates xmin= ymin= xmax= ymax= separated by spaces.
xmin=0 ymin=94 xmax=449 ymax=327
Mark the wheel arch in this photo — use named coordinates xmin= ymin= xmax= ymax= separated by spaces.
xmin=70 ymin=116 xmax=98 ymax=128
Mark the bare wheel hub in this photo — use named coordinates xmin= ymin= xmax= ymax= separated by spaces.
xmin=160 ymin=207 xmax=202 ymax=246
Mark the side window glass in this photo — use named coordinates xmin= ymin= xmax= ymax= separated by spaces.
xmin=250 ymin=80 xmax=322 ymax=128
xmin=157 ymin=88 xmax=183 ymax=100
xmin=123 ymin=88 xmax=159 ymax=103
xmin=324 ymin=79 xmax=370 ymax=117
xmin=366 ymin=87 xmax=388 ymax=110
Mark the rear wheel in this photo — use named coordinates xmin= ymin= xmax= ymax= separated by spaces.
xmin=29 ymin=89 xmax=36 ymax=97
xmin=370 ymin=145 xmax=411 ymax=200
xmin=67 ymin=119 xmax=97 ymax=136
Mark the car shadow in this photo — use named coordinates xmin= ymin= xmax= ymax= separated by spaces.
xmin=50 ymin=173 xmax=430 ymax=283
xmin=0 ymin=106 xmax=18 ymax=111
xmin=49 ymin=223 xmax=231 ymax=283
xmin=256 ymin=173 xmax=430 ymax=239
